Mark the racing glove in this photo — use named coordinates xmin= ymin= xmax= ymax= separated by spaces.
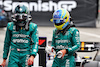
xmin=45 ymin=46 xmax=55 ymax=54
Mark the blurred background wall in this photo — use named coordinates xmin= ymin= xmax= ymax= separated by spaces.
xmin=0 ymin=0 xmax=99 ymax=27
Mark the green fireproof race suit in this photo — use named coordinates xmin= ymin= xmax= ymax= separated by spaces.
xmin=3 ymin=22 xmax=38 ymax=67
xmin=51 ymin=27 xmax=80 ymax=67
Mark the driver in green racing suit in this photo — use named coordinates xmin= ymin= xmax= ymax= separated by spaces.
xmin=1 ymin=5 xmax=38 ymax=67
xmin=45 ymin=9 xmax=80 ymax=67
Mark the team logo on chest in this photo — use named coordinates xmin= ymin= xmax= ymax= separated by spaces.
xmin=56 ymin=40 xmax=70 ymax=44
xmin=13 ymin=34 xmax=29 ymax=38
xmin=12 ymin=34 xmax=29 ymax=43
xmin=12 ymin=39 xmax=28 ymax=43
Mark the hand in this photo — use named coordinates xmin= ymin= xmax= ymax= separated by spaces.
xmin=57 ymin=49 xmax=67 ymax=58
xmin=1 ymin=59 xmax=6 ymax=67
xmin=45 ymin=46 xmax=54 ymax=54
xmin=60 ymin=49 xmax=67 ymax=58
xmin=27 ymin=56 xmax=34 ymax=66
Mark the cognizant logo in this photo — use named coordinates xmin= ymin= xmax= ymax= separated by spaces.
xmin=0 ymin=0 xmax=77 ymax=12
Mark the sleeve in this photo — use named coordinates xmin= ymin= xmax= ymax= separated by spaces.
xmin=67 ymin=29 xmax=80 ymax=54
xmin=30 ymin=25 xmax=39 ymax=57
xmin=3 ymin=24 xmax=11 ymax=59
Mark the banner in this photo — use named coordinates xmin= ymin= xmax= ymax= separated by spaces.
xmin=1 ymin=0 xmax=98 ymax=27
xmin=71 ymin=0 xmax=98 ymax=27
xmin=32 ymin=37 xmax=46 ymax=67
xmin=38 ymin=37 xmax=47 ymax=67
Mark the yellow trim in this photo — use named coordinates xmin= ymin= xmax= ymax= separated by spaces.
xmin=54 ymin=55 xmax=56 ymax=58
xmin=54 ymin=23 xmax=65 ymax=30
xmin=84 ymin=56 xmax=90 ymax=59
xmin=32 ymin=25 xmax=34 ymax=29
xmin=65 ymin=11 xmax=69 ymax=22
xmin=81 ymin=42 xmax=85 ymax=50
xmin=61 ymin=9 xmax=64 ymax=18
xmin=50 ymin=19 xmax=53 ymax=22
xmin=63 ymin=13 xmax=67 ymax=19
xmin=8 ymin=24 xmax=11 ymax=28
xmin=21 ymin=27 xmax=22 ymax=30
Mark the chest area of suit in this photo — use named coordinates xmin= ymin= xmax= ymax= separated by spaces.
xmin=11 ymin=26 xmax=32 ymax=43
xmin=54 ymin=31 xmax=72 ymax=44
